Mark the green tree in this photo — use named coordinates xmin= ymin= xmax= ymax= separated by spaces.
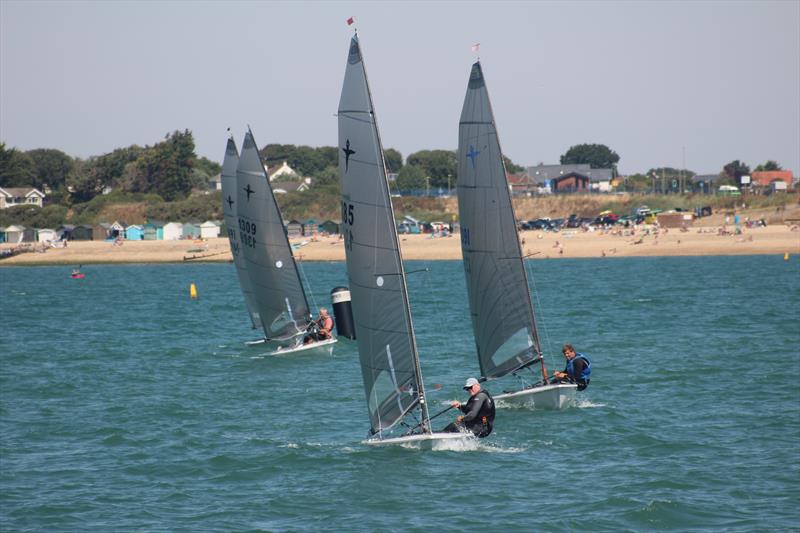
xmin=126 ymin=130 xmax=196 ymax=201
xmin=26 ymin=148 xmax=74 ymax=191
xmin=312 ymin=166 xmax=339 ymax=188
xmin=406 ymin=150 xmax=456 ymax=188
xmin=384 ymin=148 xmax=403 ymax=173
xmin=722 ymin=160 xmax=750 ymax=187
xmin=560 ymin=143 xmax=620 ymax=172
xmin=0 ymin=143 xmax=36 ymax=187
xmin=503 ymin=155 xmax=524 ymax=174
xmin=754 ymin=160 xmax=781 ymax=171
xmin=395 ymin=164 xmax=427 ymax=191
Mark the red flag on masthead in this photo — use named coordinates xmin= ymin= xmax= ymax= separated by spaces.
xmin=347 ymin=16 xmax=355 ymax=26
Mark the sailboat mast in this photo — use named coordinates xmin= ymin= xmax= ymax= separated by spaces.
xmin=359 ymin=42 xmax=431 ymax=431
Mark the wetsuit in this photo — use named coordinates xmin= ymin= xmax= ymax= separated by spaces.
xmin=444 ymin=389 xmax=495 ymax=438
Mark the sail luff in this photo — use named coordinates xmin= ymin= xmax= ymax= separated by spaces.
xmin=338 ymin=35 xmax=429 ymax=435
xmin=457 ymin=61 xmax=541 ymax=380
xmin=221 ymin=136 xmax=261 ymax=329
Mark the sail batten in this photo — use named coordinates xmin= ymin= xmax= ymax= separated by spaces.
xmin=338 ymin=35 xmax=429 ymax=436
xmin=457 ymin=61 xmax=542 ymax=380
xmin=236 ymin=129 xmax=311 ymax=343
xmin=221 ymin=137 xmax=260 ymax=329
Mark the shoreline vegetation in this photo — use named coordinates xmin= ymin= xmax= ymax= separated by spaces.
xmin=3 ymin=212 xmax=799 ymax=266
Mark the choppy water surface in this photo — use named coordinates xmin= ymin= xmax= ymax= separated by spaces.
xmin=1 ymin=255 xmax=798 ymax=531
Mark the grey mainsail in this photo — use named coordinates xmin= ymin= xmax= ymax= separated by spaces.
xmin=236 ymin=129 xmax=311 ymax=343
xmin=457 ymin=61 xmax=544 ymax=381
xmin=338 ymin=35 xmax=430 ymax=436
xmin=221 ymin=136 xmax=260 ymax=329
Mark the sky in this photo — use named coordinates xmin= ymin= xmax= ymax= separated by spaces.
xmin=1 ymin=0 xmax=798 ymax=176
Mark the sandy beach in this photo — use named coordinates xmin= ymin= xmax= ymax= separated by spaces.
xmin=2 ymin=222 xmax=798 ymax=266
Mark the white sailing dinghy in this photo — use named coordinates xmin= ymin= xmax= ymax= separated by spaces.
xmin=338 ymin=34 xmax=468 ymax=446
xmin=236 ymin=128 xmax=337 ymax=356
xmin=457 ymin=61 xmax=576 ymax=409
xmin=220 ymin=135 xmax=261 ymax=330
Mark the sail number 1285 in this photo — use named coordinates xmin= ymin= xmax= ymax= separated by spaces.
xmin=341 ymin=201 xmax=355 ymax=251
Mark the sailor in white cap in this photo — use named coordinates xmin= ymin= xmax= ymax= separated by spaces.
xmin=442 ymin=377 xmax=495 ymax=437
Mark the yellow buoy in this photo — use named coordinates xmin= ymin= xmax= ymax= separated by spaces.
xmin=785 ymin=253 xmax=790 ymax=261
xmin=190 ymin=283 xmax=198 ymax=299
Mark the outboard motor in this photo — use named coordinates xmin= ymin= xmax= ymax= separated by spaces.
xmin=331 ymin=286 xmax=356 ymax=340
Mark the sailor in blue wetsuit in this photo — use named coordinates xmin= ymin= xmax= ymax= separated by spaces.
xmin=553 ymin=343 xmax=591 ymax=391
xmin=442 ymin=378 xmax=495 ymax=437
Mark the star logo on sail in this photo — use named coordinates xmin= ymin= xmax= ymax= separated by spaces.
xmin=226 ymin=195 xmax=234 ymax=209
xmin=244 ymin=184 xmax=254 ymax=201
xmin=466 ymin=145 xmax=480 ymax=170
xmin=342 ymin=139 xmax=356 ymax=172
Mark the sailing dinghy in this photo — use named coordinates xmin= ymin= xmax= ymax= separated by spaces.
xmin=338 ymin=34 xmax=469 ymax=446
xmin=457 ymin=61 xmax=575 ymax=409
xmin=220 ymin=135 xmax=261 ymax=330
xmin=236 ymin=128 xmax=337 ymax=356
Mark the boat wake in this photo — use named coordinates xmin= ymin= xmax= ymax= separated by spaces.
xmin=576 ymin=399 xmax=606 ymax=408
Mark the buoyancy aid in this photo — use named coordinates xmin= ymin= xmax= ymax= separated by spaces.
xmin=566 ymin=353 xmax=591 ymax=386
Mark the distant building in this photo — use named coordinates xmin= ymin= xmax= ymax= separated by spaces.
xmin=527 ymin=164 xmax=613 ymax=192
xmin=182 ymin=222 xmax=201 ymax=239
xmin=271 ymin=178 xmax=311 ymax=194
xmin=552 ymin=172 xmax=591 ymax=193
xmin=691 ymin=174 xmax=719 ymax=194
xmin=208 ymin=173 xmax=222 ymax=191
xmin=0 ymin=187 xmax=46 ymax=209
xmin=125 ymin=225 xmax=144 ymax=240
xmin=200 ymin=221 xmax=220 ymax=239
xmin=268 ymin=161 xmax=299 ymax=181
xmin=163 ymin=222 xmax=184 ymax=240
xmin=37 ymin=228 xmax=57 ymax=243
xmin=751 ymin=170 xmax=793 ymax=188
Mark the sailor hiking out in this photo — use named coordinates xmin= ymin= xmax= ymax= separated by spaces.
xmin=443 ymin=377 xmax=495 ymax=438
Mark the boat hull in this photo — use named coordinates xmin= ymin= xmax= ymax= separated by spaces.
xmin=260 ymin=337 xmax=337 ymax=357
xmin=494 ymin=383 xmax=577 ymax=409
xmin=363 ymin=432 xmax=470 ymax=447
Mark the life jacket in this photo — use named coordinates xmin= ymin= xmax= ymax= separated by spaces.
xmin=465 ymin=389 xmax=495 ymax=437
xmin=566 ymin=353 xmax=592 ymax=388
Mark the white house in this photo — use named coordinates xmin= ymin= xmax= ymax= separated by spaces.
xmin=268 ymin=161 xmax=299 ymax=181
xmin=200 ymin=220 xmax=220 ymax=239
xmin=37 ymin=228 xmax=57 ymax=243
xmin=162 ymin=222 xmax=184 ymax=240
xmin=209 ymin=174 xmax=222 ymax=190
xmin=0 ymin=187 xmax=46 ymax=209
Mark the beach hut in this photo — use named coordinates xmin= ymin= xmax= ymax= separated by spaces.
xmin=318 ymin=220 xmax=340 ymax=235
xmin=4 ymin=225 xmax=25 ymax=244
xmin=200 ymin=221 xmax=220 ymax=239
xmin=37 ymin=228 xmax=57 ymax=243
xmin=0 ymin=227 xmax=5 ymax=243
xmin=107 ymin=221 xmax=126 ymax=239
xmin=286 ymin=220 xmax=303 ymax=238
xmin=163 ymin=222 xmax=183 ymax=240
xmin=143 ymin=221 xmax=164 ymax=240
xmin=304 ymin=219 xmax=317 ymax=236
xmin=125 ymin=225 xmax=144 ymax=240
xmin=72 ymin=225 xmax=94 ymax=241
xmin=57 ymin=225 xmax=75 ymax=241
xmin=182 ymin=222 xmax=201 ymax=239
xmin=94 ymin=223 xmax=112 ymax=241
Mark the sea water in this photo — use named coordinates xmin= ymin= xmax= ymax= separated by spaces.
xmin=1 ymin=256 xmax=798 ymax=531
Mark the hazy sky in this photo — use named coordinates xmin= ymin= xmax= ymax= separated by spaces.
xmin=2 ymin=0 xmax=798 ymax=176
